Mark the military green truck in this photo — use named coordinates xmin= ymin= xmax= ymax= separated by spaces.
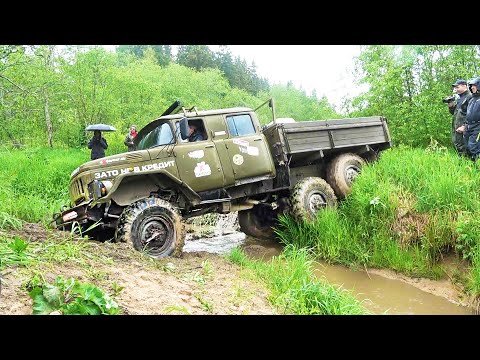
xmin=54 ymin=99 xmax=391 ymax=258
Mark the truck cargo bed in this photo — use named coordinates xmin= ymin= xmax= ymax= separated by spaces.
xmin=262 ymin=116 xmax=391 ymax=166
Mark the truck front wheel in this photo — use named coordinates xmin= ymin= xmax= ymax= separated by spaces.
xmin=326 ymin=153 xmax=366 ymax=199
xmin=115 ymin=197 xmax=184 ymax=258
xmin=238 ymin=205 xmax=276 ymax=240
xmin=290 ymin=177 xmax=337 ymax=222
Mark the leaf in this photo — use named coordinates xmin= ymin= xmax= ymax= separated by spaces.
xmin=42 ymin=283 xmax=63 ymax=308
xmin=30 ymin=289 xmax=57 ymax=315
xmin=7 ymin=237 xmax=28 ymax=254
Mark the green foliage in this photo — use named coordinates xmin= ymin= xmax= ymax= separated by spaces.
xmin=0 ymin=236 xmax=33 ymax=269
xmin=348 ymin=45 xmax=480 ymax=148
xmin=28 ymin=275 xmax=119 ymax=315
xmin=0 ymin=212 xmax=23 ymax=230
xmin=455 ymin=213 xmax=480 ymax=262
xmin=163 ymin=304 xmax=191 ymax=315
xmin=228 ymin=245 xmax=367 ymax=315
xmin=0 ymin=45 xmax=337 ymax=150
xmin=0 ymin=148 xmax=86 ymax=223
xmin=276 ymin=147 xmax=480 ymax=281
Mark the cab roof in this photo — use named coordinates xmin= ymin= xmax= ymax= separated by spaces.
xmin=156 ymin=107 xmax=253 ymax=121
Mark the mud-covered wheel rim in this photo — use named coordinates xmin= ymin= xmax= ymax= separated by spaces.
xmin=137 ymin=214 xmax=174 ymax=256
xmin=307 ymin=190 xmax=328 ymax=214
xmin=344 ymin=164 xmax=361 ymax=186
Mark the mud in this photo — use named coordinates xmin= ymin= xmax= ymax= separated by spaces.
xmin=0 ymin=225 xmax=274 ymax=315
xmin=0 ymin=218 xmax=476 ymax=315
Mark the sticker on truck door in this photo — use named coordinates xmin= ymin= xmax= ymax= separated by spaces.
xmin=239 ymin=146 xmax=259 ymax=156
xmin=194 ymin=162 xmax=211 ymax=177
xmin=232 ymin=154 xmax=244 ymax=165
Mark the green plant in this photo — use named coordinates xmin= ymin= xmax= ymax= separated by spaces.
xmin=111 ymin=282 xmax=125 ymax=297
xmin=0 ymin=212 xmax=23 ymax=230
xmin=228 ymin=246 xmax=367 ymax=315
xmin=164 ymin=304 xmax=191 ymax=315
xmin=28 ymin=276 xmax=120 ymax=315
xmin=0 ymin=236 xmax=33 ymax=269
xmin=201 ymin=259 xmax=214 ymax=277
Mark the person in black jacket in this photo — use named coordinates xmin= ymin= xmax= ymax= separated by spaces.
xmin=447 ymin=79 xmax=471 ymax=156
xmin=88 ymin=130 xmax=108 ymax=160
xmin=464 ymin=77 xmax=480 ymax=161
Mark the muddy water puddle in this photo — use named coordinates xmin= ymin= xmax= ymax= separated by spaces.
xmin=184 ymin=228 xmax=473 ymax=315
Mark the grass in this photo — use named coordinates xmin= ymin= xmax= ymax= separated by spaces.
xmin=228 ymin=245 xmax=368 ymax=315
xmin=0 ymin=147 xmax=88 ymax=225
xmin=275 ymin=145 xmax=480 ymax=298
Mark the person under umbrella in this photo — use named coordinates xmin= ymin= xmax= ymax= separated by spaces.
xmin=88 ymin=130 xmax=108 ymax=160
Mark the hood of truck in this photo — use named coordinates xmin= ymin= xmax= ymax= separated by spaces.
xmin=68 ymin=149 xmax=178 ymax=205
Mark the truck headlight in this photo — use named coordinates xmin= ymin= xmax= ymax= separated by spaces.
xmin=88 ymin=180 xmax=110 ymax=200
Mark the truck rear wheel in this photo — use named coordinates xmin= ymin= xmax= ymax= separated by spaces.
xmin=238 ymin=206 xmax=276 ymax=240
xmin=326 ymin=153 xmax=365 ymax=199
xmin=115 ymin=197 xmax=184 ymax=258
xmin=290 ymin=177 xmax=337 ymax=222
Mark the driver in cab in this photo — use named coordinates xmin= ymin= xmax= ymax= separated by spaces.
xmin=188 ymin=122 xmax=205 ymax=142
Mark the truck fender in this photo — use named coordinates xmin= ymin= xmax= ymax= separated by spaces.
xmin=97 ymin=171 xmax=201 ymax=206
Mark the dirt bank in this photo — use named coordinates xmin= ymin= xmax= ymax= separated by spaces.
xmin=0 ymin=224 xmax=275 ymax=315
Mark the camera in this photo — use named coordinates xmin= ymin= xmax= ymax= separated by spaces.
xmin=442 ymin=95 xmax=456 ymax=103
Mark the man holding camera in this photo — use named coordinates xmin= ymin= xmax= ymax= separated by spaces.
xmin=445 ymin=79 xmax=471 ymax=156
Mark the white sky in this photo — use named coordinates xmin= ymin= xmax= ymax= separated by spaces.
xmin=104 ymin=45 xmax=367 ymax=111
xmin=209 ymin=45 xmax=367 ymax=111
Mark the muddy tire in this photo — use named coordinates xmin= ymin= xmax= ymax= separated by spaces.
xmin=238 ymin=206 xmax=276 ymax=240
xmin=115 ymin=197 xmax=184 ymax=258
xmin=326 ymin=153 xmax=366 ymax=199
xmin=290 ymin=177 xmax=337 ymax=222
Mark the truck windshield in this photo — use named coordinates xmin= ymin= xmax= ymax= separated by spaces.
xmin=137 ymin=123 xmax=174 ymax=150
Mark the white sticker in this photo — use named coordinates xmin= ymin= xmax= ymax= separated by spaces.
xmin=99 ymin=157 xmax=126 ymax=165
xmin=215 ymin=131 xmax=226 ymax=136
xmin=233 ymin=154 xmax=244 ymax=165
xmin=247 ymin=146 xmax=259 ymax=156
xmin=233 ymin=139 xmax=249 ymax=147
xmin=194 ymin=162 xmax=212 ymax=177
xmin=188 ymin=150 xmax=205 ymax=159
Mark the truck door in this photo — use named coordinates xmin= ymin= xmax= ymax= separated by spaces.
xmin=223 ymin=114 xmax=275 ymax=182
xmin=172 ymin=119 xmax=226 ymax=193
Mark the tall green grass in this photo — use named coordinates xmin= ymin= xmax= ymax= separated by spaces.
xmin=228 ymin=245 xmax=368 ymax=315
xmin=276 ymin=146 xmax=480 ymax=295
xmin=0 ymin=148 xmax=89 ymax=224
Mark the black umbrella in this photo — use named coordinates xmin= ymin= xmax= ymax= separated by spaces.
xmin=85 ymin=124 xmax=117 ymax=132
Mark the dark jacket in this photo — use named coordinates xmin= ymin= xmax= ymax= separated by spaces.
xmin=466 ymin=93 xmax=480 ymax=125
xmin=450 ymin=91 xmax=472 ymax=126
xmin=124 ymin=133 xmax=136 ymax=152
xmin=88 ymin=136 xmax=108 ymax=160
xmin=188 ymin=131 xmax=205 ymax=142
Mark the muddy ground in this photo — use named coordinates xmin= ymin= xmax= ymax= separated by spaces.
xmin=0 ymin=222 xmax=474 ymax=315
xmin=0 ymin=223 xmax=275 ymax=315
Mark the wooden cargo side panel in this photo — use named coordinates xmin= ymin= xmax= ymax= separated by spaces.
xmin=332 ymin=126 xmax=386 ymax=147
xmin=280 ymin=117 xmax=389 ymax=154
xmin=285 ymin=130 xmax=332 ymax=153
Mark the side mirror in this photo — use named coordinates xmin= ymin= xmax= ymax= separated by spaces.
xmin=180 ymin=117 xmax=189 ymax=140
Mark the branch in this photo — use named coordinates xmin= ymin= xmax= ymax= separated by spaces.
xmin=0 ymin=73 xmax=27 ymax=93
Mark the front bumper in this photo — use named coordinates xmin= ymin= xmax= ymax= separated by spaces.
xmin=53 ymin=203 xmax=90 ymax=230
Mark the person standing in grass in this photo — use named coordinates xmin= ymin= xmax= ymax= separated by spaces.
xmin=88 ymin=130 xmax=108 ymax=160
xmin=124 ymin=125 xmax=137 ymax=152
xmin=446 ymin=79 xmax=471 ymax=156
xmin=465 ymin=77 xmax=480 ymax=161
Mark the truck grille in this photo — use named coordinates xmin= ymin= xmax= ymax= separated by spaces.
xmin=70 ymin=177 xmax=86 ymax=203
